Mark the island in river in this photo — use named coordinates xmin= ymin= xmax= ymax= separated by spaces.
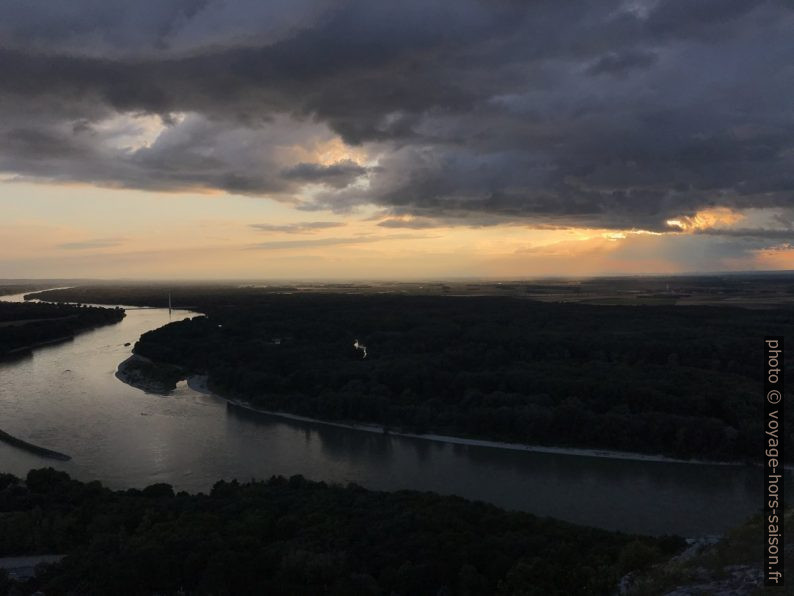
xmin=0 ymin=300 xmax=124 ymax=360
xmin=28 ymin=281 xmax=794 ymax=463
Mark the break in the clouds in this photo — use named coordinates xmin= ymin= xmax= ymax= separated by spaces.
xmin=0 ymin=0 xmax=792 ymax=232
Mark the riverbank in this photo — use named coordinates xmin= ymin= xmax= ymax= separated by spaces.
xmin=115 ymin=354 xmax=185 ymax=394
xmin=0 ymin=335 xmax=73 ymax=360
xmin=113 ymin=349 xmax=774 ymax=468
xmin=0 ymin=428 xmax=71 ymax=461
xmin=183 ymin=375 xmax=753 ymax=467
xmin=0 ymin=299 xmax=125 ymax=360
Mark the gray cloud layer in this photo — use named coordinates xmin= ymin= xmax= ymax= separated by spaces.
xmin=56 ymin=237 xmax=126 ymax=250
xmin=250 ymin=221 xmax=345 ymax=233
xmin=0 ymin=0 xmax=792 ymax=230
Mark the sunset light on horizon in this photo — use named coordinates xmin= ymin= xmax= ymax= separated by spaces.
xmin=1 ymin=0 xmax=792 ymax=279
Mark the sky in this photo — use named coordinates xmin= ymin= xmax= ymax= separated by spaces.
xmin=1 ymin=0 xmax=793 ymax=279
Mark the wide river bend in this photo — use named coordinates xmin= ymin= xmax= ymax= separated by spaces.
xmin=0 ymin=293 xmax=775 ymax=536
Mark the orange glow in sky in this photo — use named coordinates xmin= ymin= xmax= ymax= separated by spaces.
xmin=0 ymin=180 xmax=781 ymax=279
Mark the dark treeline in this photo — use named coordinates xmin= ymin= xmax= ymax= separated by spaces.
xmin=0 ymin=284 xmax=53 ymax=298
xmin=0 ymin=468 xmax=682 ymax=595
xmin=0 ymin=302 xmax=124 ymax=358
xmin=28 ymin=286 xmax=794 ymax=461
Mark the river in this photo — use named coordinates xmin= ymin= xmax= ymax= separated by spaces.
xmin=0 ymin=292 xmax=772 ymax=536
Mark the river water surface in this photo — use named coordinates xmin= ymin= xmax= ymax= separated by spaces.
xmin=0 ymin=292 xmax=773 ymax=536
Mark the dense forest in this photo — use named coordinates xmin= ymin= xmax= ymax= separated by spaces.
xmin=29 ymin=285 xmax=794 ymax=461
xmin=0 ymin=302 xmax=124 ymax=359
xmin=0 ymin=468 xmax=682 ymax=595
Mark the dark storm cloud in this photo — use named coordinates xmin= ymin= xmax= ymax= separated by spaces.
xmin=0 ymin=0 xmax=792 ymax=230
xmin=585 ymin=50 xmax=658 ymax=77
xmin=281 ymin=161 xmax=368 ymax=189
xmin=377 ymin=219 xmax=440 ymax=229
xmin=695 ymin=228 xmax=794 ymax=240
